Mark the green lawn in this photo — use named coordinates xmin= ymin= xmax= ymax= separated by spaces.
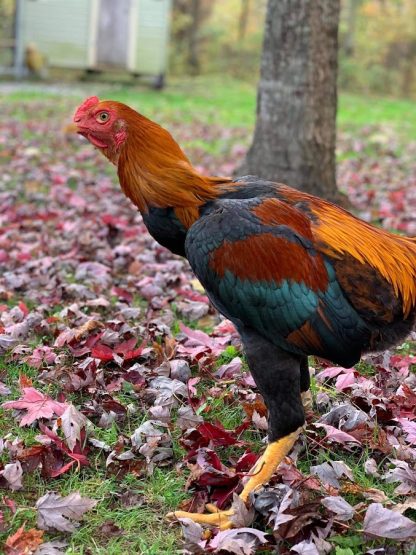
xmin=3 ymin=76 xmax=416 ymax=137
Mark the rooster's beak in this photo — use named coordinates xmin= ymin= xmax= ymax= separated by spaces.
xmin=63 ymin=122 xmax=79 ymax=134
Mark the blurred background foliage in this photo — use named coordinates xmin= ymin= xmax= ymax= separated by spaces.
xmin=0 ymin=0 xmax=15 ymax=67
xmin=1 ymin=0 xmax=416 ymax=98
xmin=170 ymin=0 xmax=268 ymax=79
xmin=170 ymin=0 xmax=416 ymax=98
xmin=338 ymin=0 xmax=416 ymax=97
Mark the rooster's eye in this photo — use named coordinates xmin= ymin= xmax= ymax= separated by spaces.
xmin=96 ymin=112 xmax=110 ymax=123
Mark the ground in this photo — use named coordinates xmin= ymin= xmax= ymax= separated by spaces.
xmin=0 ymin=78 xmax=415 ymax=555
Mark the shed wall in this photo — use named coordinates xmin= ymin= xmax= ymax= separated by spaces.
xmin=21 ymin=0 xmax=95 ymax=68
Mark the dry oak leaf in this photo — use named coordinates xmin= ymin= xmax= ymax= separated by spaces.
xmin=36 ymin=492 xmax=97 ymax=532
xmin=2 ymin=388 xmax=68 ymax=426
xmin=4 ymin=525 xmax=44 ymax=555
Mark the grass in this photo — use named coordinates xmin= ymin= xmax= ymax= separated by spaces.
xmin=0 ymin=353 xmax=262 ymax=554
xmin=0 ymin=359 xmax=187 ymax=553
xmin=337 ymin=92 xmax=416 ymax=139
xmin=3 ymin=75 xmax=416 ymax=138
xmin=1 ymin=77 xmax=415 ymax=553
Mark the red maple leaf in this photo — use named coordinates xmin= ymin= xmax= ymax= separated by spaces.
xmin=91 ymin=343 xmax=114 ymax=361
xmin=39 ymin=424 xmax=89 ymax=475
xmin=2 ymin=388 xmax=68 ymax=426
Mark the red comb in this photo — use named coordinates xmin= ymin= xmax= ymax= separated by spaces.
xmin=73 ymin=96 xmax=100 ymax=121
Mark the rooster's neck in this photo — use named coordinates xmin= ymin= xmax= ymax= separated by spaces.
xmin=117 ymin=131 xmax=232 ymax=228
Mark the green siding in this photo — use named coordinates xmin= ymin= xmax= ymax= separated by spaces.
xmin=135 ymin=0 xmax=171 ymax=74
xmin=21 ymin=0 xmax=93 ymax=68
xmin=20 ymin=0 xmax=171 ymax=74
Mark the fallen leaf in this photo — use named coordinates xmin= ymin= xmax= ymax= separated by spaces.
xmin=291 ymin=540 xmax=320 ymax=555
xmin=1 ymin=461 xmax=23 ymax=491
xmin=229 ymin=494 xmax=255 ymax=528
xmin=398 ymin=418 xmax=416 ymax=444
xmin=179 ymin=517 xmax=206 ymax=552
xmin=176 ymin=405 xmax=204 ymax=430
xmin=383 ymin=459 xmax=416 ymax=495
xmin=60 ymin=404 xmax=88 ymax=451
xmin=341 ymin=483 xmax=389 ymax=503
xmin=315 ymin=423 xmax=361 ymax=445
xmin=91 ymin=343 xmax=114 ymax=361
xmin=208 ymin=527 xmax=268 ymax=554
xmin=36 ymin=491 xmax=97 ymax=532
xmin=5 ymin=525 xmax=44 ymax=555
xmin=197 ymin=422 xmax=239 ymax=447
xmin=2 ymin=388 xmax=67 ymax=426
xmin=73 ymin=319 xmax=104 ymax=340
xmin=364 ymin=457 xmax=380 ymax=477
xmin=97 ymin=520 xmax=123 ymax=538
xmin=321 ymin=496 xmax=355 ymax=521
xmin=34 ymin=540 xmax=68 ymax=554
xmin=310 ymin=460 xmax=353 ymax=488
xmin=363 ymin=503 xmax=416 ymax=539
xmin=0 ymin=382 xmax=11 ymax=395
xmin=391 ymin=497 xmax=416 ymax=514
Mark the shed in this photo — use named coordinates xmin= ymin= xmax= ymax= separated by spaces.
xmin=16 ymin=0 xmax=171 ymax=85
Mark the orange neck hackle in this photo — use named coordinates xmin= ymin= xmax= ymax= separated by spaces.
xmin=109 ymin=102 xmax=232 ymax=228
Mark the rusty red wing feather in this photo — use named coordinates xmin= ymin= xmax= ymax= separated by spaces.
xmin=209 ymin=233 xmax=328 ymax=292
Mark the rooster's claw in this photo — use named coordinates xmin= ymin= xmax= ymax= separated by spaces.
xmin=167 ymin=508 xmax=234 ymax=530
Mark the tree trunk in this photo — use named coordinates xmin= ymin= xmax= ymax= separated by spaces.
xmin=238 ymin=0 xmax=251 ymax=42
xmin=344 ymin=0 xmax=359 ymax=57
xmin=188 ymin=0 xmax=201 ymax=75
xmin=237 ymin=0 xmax=341 ymax=202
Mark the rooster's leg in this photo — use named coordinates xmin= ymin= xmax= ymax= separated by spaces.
xmin=170 ymin=429 xmax=301 ymax=529
xmin=300 ymin=356 xmax=313 ymax=412
xmin=168 ymin=330 xmax=306 ymax=530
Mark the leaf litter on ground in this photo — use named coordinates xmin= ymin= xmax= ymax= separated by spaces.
xmin=0 ymin=97 xmax=415 ymax=553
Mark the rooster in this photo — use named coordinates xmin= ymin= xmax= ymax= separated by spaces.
xmin=73 ymin=97 xmax=416 ymax=529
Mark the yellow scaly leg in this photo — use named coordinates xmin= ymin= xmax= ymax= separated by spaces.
xmin=167 ymin=428 xmax=301 ymax=530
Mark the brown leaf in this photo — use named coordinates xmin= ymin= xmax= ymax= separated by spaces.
xmin=19 ymin=373 xmax=32 ymax=389
xmin=73 ymin=319 xmax=104 ymax=341
xmin=97 ymin=520 xmax=123 ymax=538
xmin=341 ymin=483 xmax=389 ymax=503
xmin=347 ymin=423 xmax=392 ymax=454
xmin=251 ymin=410 xmax=268 ymax=431
xmin=277 ymin=502 xmax=323 ymax=540
xmin=391 ymin=497 xmax=416 ymax=514
xmin=242 ymin=395 xmax=268 ymax=419
xmin=5 ymin=525 xmax=44 ymax=555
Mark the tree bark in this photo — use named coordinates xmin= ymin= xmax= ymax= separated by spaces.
xmin=344 ymin=0 xmax=359 ymax=57
xmin=238 ymin=0 xmax=251 ymax=42
xmin=188 ymin=0 xmax=202 ymax=75
xmin=237 ymin=0 xmax=341 ymax=202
